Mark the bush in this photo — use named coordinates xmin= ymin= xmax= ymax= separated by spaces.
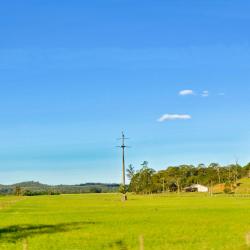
xmin=89 ymin=187 xmax=102 ymax=193
xmin=224 ymin=187 xmax=232 ymax=194
xmin=224 ymin=183 xmax=234 ymax=194
xmin=119 ymin=185 xmax=128 ymax=194
xmin=22 ymin=189 xmax=60 ymax=196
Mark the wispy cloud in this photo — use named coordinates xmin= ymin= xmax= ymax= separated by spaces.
xmin=179 ymin=89 xmax=194 ymax=96
xmin=158 ymin=114 xmax=192 ymax=122
xmin=201 ymin=90 xmax=209 ymax=97
xmin=179 ymin=89 xmax=224 ymax=98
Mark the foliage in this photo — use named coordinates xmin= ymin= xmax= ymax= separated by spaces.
xmin=0 ymin=182 xmax=119 ymax=196
xmin=127 ymin=162 xmax=250 ymax=194
xmin=118 ymin=184 xmax=127 ymax=194
xmin=22 ymin=190 xmax=60 ymax=196
xmin=128 ymin=163 xmax=155 ymax=194
xmin=126 ymin=164 xmax=135 ymax=180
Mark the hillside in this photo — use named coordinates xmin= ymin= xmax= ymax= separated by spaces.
xmin=234 ymin=178 xmax=250 ymax=194
xmin=212 ymin=178 xmax=250 ymax=194
xmin=0 ymin=181 xmax=119 ymax=195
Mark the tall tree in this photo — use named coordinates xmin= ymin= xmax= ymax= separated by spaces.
xmin=126 ymin=164 xmax=135 ymax=180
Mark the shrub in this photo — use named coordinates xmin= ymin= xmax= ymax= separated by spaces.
xmin=224 ymin=187 xmax=232 ymax=194
xmin=119 ymin=185 xmax=127 ymax=194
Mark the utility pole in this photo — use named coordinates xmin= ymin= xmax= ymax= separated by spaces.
xmin=117 ymin=132 xmax=129 ymax=201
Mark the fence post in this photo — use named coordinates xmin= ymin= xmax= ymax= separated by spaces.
xmin=23 ymin=239 xmax=28 ymax=250
xmin=139 ymin=235 xmax=144 ymax=250
xmin=246 ymin=232 xmax=250 ymax=247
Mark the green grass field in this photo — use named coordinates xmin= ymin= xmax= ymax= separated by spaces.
xmin=1 ymin=193 xmax=250 ymax=250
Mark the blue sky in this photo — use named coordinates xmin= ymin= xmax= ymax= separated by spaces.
xmin=0 ymin=0 xmax=249 ymax=184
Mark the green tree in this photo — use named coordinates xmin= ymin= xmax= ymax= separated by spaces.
xmin=126 ymin=164 xmax=135 ymax=180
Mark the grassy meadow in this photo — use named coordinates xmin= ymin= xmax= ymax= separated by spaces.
xmin=1 ymin=193 xmax=250 ymax=250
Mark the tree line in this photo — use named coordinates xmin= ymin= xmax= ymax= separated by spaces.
xmin=126 ymin=161 xmax=250 ymax=194
xmin=0 ymin=182 xmax=120 ymax=196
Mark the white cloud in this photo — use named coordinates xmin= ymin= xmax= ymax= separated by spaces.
xmin=201 ymin=90 xmax=209 ymax=97
xmin=179 ymin=89 xmax=194 ymax=96
xmin=158 ymin=114 xmax=192 ymax=122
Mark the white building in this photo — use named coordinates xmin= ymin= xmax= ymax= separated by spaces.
xmin=185 ymin=184 xmax=208 ymax=193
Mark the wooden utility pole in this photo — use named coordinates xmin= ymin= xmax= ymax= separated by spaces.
xmin=117 ymin=132 xmax=129 ymax=201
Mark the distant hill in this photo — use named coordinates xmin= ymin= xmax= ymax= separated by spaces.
xmin=0 ymin=181 xmax=120 ymax=195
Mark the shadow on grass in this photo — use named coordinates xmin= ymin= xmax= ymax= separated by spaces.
xmin=0 ymin=221 xmax=96 ymax=243
xmin=108 ymin=240 xmax=128 ymax=250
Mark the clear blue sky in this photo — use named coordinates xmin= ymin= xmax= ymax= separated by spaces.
xmin=0 ymin=0 xmax=249 ymax=184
